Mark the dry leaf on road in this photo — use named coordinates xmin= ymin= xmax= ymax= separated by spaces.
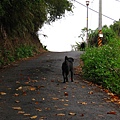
xmin=56 ymin=113 xmax=65 ymax=116
xmin=18 ymin=111 xmax=25 ymax=114
xmin=64 ymin=92 xmax=68 ymax=96
xmin=78 ymin=102 xmax=87 ymax=105
xmin=30 ymin=115 xmax=37 ymax=119
xmin=52 ymin=97 xmax=59 ymax=100
xmin=68 ymin=112 xmax=76 ymax=116
xmin=12 ymin=107 xmax=22 ymax=110
xmin=0 ymin=92 xmax=6 ymax=95
xmin=107 ymin=111 xmax=116 ymax=115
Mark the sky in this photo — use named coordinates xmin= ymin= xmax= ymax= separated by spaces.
xmin=38 ymin=0 xmax=120 ymax=52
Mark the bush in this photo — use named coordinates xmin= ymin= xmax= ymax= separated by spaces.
xmin=0 ymin=49 xmax=15 ymax=66
xmin=15 ymin=45 xmax=34 ymax=59
xmin=81 ymin=38 xmax=120 ymax=94
xmin=0 ymin=45 xmax=37 ymax=67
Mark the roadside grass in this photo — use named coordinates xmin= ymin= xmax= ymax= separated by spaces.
xmin=0 ymin=45 xmax=46 ymax=67
xmin=81 ymin=38 xmax=120 ymax=95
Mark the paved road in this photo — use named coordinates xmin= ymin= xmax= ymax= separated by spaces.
xmin=0 ymin=51 xmax=120 ymax=120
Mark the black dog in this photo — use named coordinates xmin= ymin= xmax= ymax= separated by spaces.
xmin=62 ymin=56 xmax=74 ymax=83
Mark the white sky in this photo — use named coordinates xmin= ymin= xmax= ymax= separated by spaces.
xmin=38 ymin=0 xmax=120 ymax=52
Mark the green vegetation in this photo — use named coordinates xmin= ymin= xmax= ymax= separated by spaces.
xmin=0 ymin=0 xmax=73 ymax=67
xmin=15 ymin=45 xmax=35 ymax=59
xmin=81 ymin=20 xmax=120 ymax=95
xmin=0 ymin=45 xmax=37 ymax=66
xmin=88 ymin=25 xmax=116 ymax=47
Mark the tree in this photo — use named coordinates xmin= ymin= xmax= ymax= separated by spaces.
xmin=0 ymin=0 xmax=73 ymax=66
xmin=0 ymin=0 xmax=73 ymax=38
xmin=110 ymin=19 xmax=120 ymax=37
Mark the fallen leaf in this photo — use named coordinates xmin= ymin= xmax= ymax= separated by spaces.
xmin=107 ymin=111 xmax=116 ymax=115
xmin=12 ymin=107 xmax=22 ymax=110
xmin=14 ymin=93 xmax=19 ymax=96
xmin=64 ymin=92 xmax=68 ymax=96
xmin=57 ymin=108 xmax=65 ymax=111
xmin=29 ymin=86 xmax=36 ymax=91
xmin=17 ymin=86 xmax=22 ymax=90
xmin=36 ymin=108 xmax=42 ymax=112
xmin=107 ymin=92 xmax=114 ymax=96
xmin=82 ymin=102 xmax=87 ymax=105
xmin=45 ymin=107 xmax=50 ymax=110
xmin=24 ymin=113 xmax=31 ymax=116
xmin=68 ymin=112 xmax=76 ymax=116
xmin=40 ymin=116 xmax=47 ymax=120
xmin=82 ymin=86 xmax=85 ymax=88
xmin=81 ymin=114 xmax=84 ymax=117
xmin=16 ymin=81 xmax=20 ymax=84
xmin=104 ymin=89 xmax=109 ymax=93
xmin=77 ymin=102 xmax=87 ymax=105
xmin=88 ymin=91 xmax=93 ymax=94
xmin=64 ymin=104 xmax=68 ymax=106
xmin=0 ymin=92 xmax=6 ymax=95
xmin=56 ymin=113 xmax=65 ymax=116
xmin=41 ymin=77 xmax=46 ymax=80
xmin=63 ymin=87 xmax=67 ymax=89
xmin=18 ymin=111 xmax=25 ymax=114
xmin=30 ymin=115 xmax=37 ymax=119
xmin=52 ymin=97 xmax=59 ymax=100
xmin=25 ymin=82 xmax=29 ymax=84
xmin=35 ymin=101 xmax=39 ymax=104
xmin=40 ymin=85 xmax=45 ymax=88
xmin=15 ymin=100 xmax=20 ymax=103
xmin=61 ymin=99 xmax=65 ymax=102
xmin=31 ymin=80 xmax=38 ymax=83
xmin=32 ymin=98 xmax=36 ymax=101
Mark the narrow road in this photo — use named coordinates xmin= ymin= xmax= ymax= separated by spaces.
xmin=0 ymin=51 xmax=120 ymax=120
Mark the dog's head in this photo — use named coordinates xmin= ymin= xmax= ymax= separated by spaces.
xmin=65 ymin=56 xmax=74 ymax=62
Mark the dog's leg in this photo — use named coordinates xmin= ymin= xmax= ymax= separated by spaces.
xmin=71 ymin=70 xmax=74 ymax=82
xmin=66 ymin=75 xmax=68 ymax=82
xmin=62 ymin=71 xmax=66 ymax=83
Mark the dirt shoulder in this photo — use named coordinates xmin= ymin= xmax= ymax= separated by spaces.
xmin=0 ymin=51 xmax=120 ymax=120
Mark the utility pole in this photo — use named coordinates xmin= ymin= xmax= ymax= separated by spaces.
xmin=98 ymin=0 xmax=103 ymax=46
xmin=86 ymin=1 xmax=89 ymax=47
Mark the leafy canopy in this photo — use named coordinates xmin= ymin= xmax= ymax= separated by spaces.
xmin=0 ymin=0 xmax=73 ymax=37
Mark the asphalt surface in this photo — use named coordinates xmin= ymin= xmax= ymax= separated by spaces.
xmin=0 ymin=51 xmax=120 ymax=120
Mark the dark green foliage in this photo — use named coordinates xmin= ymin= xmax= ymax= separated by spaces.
xmin=0 ymin=0 xmax=73 ymax=37
xmin=0 ymin=0 xmax=73 ymax=67
xmin=88 ymin=25 xmax=116 ymax=47
xmin=110 ymin=20 xmax=120 ymax=37
xmin=0 ymin=45 xmax=37 ymax=67
xmin=74 ymin=42 xmax=86 ymax=51
xmin=81 ymin=38 xmax=120 ymax=94
xmin=45 ymin=0 xmax=72 ymax=22
xmin=0 ymin=48 xmax=15 ymax=66
xmin=15 ymin=45 xmax=34 ymax=59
